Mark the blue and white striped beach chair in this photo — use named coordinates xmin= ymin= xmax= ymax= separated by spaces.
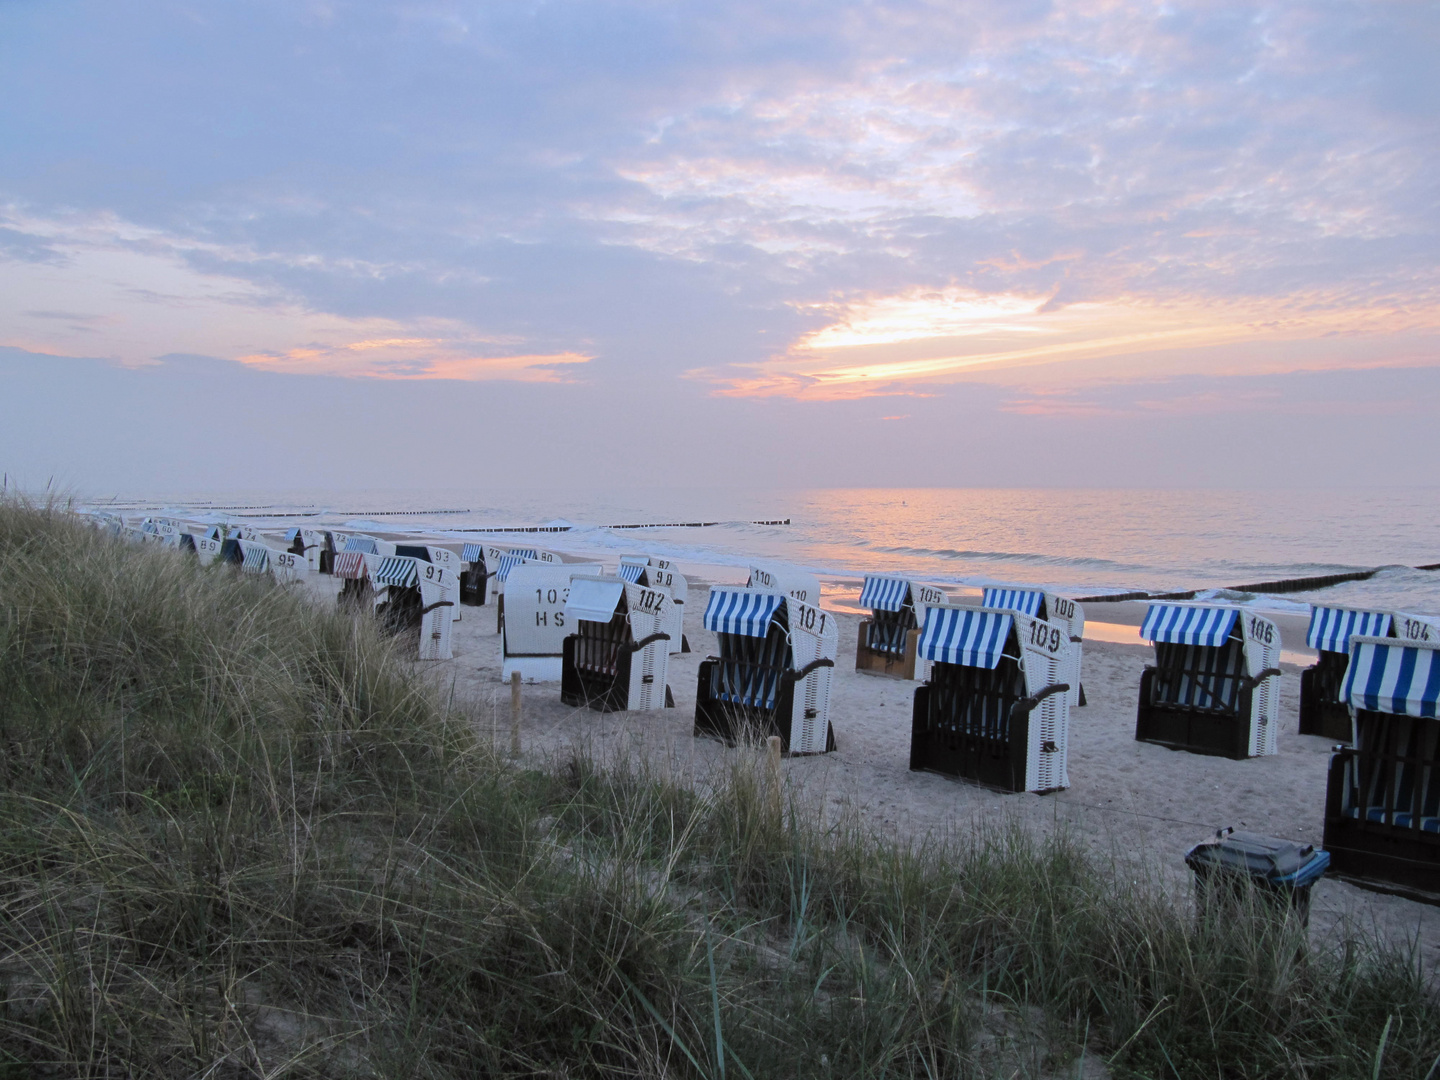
xmin=694 ymin=585 xmax=838 ymax=754
xmin=1301 ymin=606 xmax=1440 ymax=740
xmin=1136 ymin=603 xmax=1281 ymax=759
xmin=1324 ymin=635 xmax=1440 ymax=894
xmin=910 ymin=604 xmax=1074 ymax=792
xmin=855 ymin=575 xmax=948 ymax=679
xmin=560 ymin=575 xmax=673 ymax=711
xmin=980 ymin=587 xmax=1086 ymax=707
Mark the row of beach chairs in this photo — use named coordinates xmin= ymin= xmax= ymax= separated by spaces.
xmin=93 ymin=511 xmax=1440 ymax=898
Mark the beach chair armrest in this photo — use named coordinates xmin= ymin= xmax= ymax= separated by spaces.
xmin=1012 ymin=683 xmax=1071 ymax=717
xmin=1243 ymin=667 xmax=1282 ymax=687
xmin=420 ymin=600 xmax=455 ymax=616
xmin=784 ymin=657 xmax=836 ymax=684
xmin=628 ymin=632 xmax=671 ymax=653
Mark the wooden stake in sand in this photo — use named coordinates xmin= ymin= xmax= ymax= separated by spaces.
xmin=510 ymin=671 xmax=522 ymax=758
xmin=766 ymin=735 xmax=783 ymax=825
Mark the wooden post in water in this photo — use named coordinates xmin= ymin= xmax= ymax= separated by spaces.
xmin=510 ymin=671 xmax=522 ymax=758
xmin=766 ymin=735 xmax=783 ymax=825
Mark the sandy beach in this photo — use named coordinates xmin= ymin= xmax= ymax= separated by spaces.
xmin=295 ymin=556 xmax=1440 ymax=977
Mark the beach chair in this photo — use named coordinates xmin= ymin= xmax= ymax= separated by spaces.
xmin=909 ymin=604 xmax=1073 ymax=792
xmin=492 ymin=547 xmax=558 ymax=633
xmin=220 ymin=538 xmax=271 ymax=575
xmin=499 ymin=562 xmax=602 ymax=682
xmin=618 ymin=555 xmax=691 ymax=654
xmin=1323 ymin=635 xmax=1440 ymax=895
xmin=747 ymin=564 xmax=820 ymax=605
xmin=1135 ymin=604 xmax=1281 ymax=759
xmin=980 ymin=587 xmax=1086 ymax=706
xmin=371 ymin=555 xmax=455 ymax=660
xmin=268 ymin=546 xmax=309 ymax=584
xmin=460 ymin=543 xmax=489 ymax=606
xmin=397 ymin=544 xmax=462 ymax=621
xmin=1301 ymin=608 xmax=1440 ymax=742
xmin=285 ymin=528 xmax=327 ymax=572
xmin=694 ymin=586 xmax=837 ymax=754
xmin=332 ymin=550 xmax=376 ymax=610
xmin=192 ymin=526 xmax=224 ymax=565
xmin=561 ymin=576 xmax=673 ymax=712
xmin=855 ymin=576 xmax=949 ymax=679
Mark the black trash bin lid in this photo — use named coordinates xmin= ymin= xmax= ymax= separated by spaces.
xmin=1185 ymin=828 xmax=1318 ymax=882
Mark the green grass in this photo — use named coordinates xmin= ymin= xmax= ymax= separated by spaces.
xmin=0 ymin=497 xmax=1434 ymax=1077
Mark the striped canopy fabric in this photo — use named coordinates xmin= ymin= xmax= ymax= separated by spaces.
xmin=285 ymin=527 xmax=301 ymax=541
xmin=703 ymin=589 xmax=785 ymax=638
xmin=918 ymin=608 xmax=1014 ymax=669
xmin=343 ymin=536 xmax=381 ymax=554
xmin=332 ymin=552 xmax=368 ymax=579
xmin=1307 ymin=606 xmax=1392 ymax=654
xmin=859 ymin=575 xmax=909 ymax=612
xmin=982 ymin=588 xmax=1044 ymax=616
xmin=461 ymin=543 xmax=484 ymax=563
xmin=1344 ymin=639 xmax=1440 ymax=718
xmin=508 ymin=548 xmax=539 ymax=561
xmin=618 ymin=562 xmax=647 ymax=584
xmin=373 ymin=557 xmax=418 ymax=588
xmin=240 ymin=544 xmax=269 ymax=574
xmin=1141 ymin=604 xmax=1240 ymax=649
xmin=496 ymin=553 xmax=528 ymax=582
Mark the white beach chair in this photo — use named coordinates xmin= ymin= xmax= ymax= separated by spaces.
xmin=560 ymin=575 xmax=674 ymax=712
xmin=909 ymin=603 xmax=1074 ymax=793
xmin=1301 ymin=606 xmax=1440 ymax=740
xmin=747 ymin=564 xmax=820 ymax=606
xmin=1323 ymin=634 xmax=1440 ymax=894
xmin=856 ymin=576 xmax=949 ymax=679
xmin=460 ymin=543 xmax=489 ymax=607
xmin=371 ymin=555 xmax=454 ymax=660
xmin=981 ymin=587 xmax=1086 ymax=707
xmin=1136 ymin=603 xmax=1281 ymax=758
xmin=617 ymin=555 xmax=690 ymax=654
xmin=694 ymin=586 xmax=838 ymax=755
xmin=499 ymin=561 xmax=603 ymax=683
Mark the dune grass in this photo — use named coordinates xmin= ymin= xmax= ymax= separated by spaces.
xmin=0 ymin=497 xmax=1434 ymax=1077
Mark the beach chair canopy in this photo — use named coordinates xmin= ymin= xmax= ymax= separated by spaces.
xmin=982 ymin=588 xmax=1044 ymax=617
xmin=919 ymin=608 xmax=1013 ymax=669
xmin=461 ymin=543 xmax=485 ymax=564
xmin=617 ymin=556 xmax=649 ymax=584
xmin=343 ymin=536 xmax=382 ymax=555
xmin=703 ymin=589 xmax=785 ymax=638
xmin=1141 ymin=604 xmax=1239 ymax=649
xmin=1343 ymin=637 xmax=1440 ymax=719
xmin=332 ymin=552 xmax=369 ymax=579
xmin=240 ymin=542 xmax=269 ymax=573
xmin=860 ymin=575 xmax=909 ymax=612
xmin=373 ymin=556 xmax=419 ymax=589
xmin=565 ymin=577 xmax=628 ymax=624
xmin=1307 ymin=606 xmax=1392 ymax=654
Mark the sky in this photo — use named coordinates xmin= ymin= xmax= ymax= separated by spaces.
xmin=1 ymin=0 xmax=1437 ymax=494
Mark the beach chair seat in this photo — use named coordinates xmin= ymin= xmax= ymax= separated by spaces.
xmin=694 ymin=586 xmax=837 ymax=754
xmin=1324 ymin=635 xmax=1440 ymax=894
xmin=560 ymin=576 xmax=672 ymax=712
xmin=1134 ymin=604 xmax=1281 ymax=759
xmin=909 ymin=605 xmax=1073 ymax=793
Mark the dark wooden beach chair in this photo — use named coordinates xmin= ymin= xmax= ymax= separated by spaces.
xmin=909 ymin=605 xmax=1073 ymax=793
xmin=1323 ymin=635 xmax=1440 ymax=896
xmin=982 ymin=587 xmax=1086 ymax=707
xmin=560 ymin=576 xmax=671 ymax=712
xmin=1135 ymin=603 xmax=1281 ymax=759
xmin=694 ymin=587 xmax=837 ymax=754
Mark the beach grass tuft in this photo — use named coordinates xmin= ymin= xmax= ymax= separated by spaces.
xmin=0 ymin=495 xmax=1434 ymax=1077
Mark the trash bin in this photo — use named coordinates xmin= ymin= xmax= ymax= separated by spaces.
xmin=1185 ymin=828 xmax=1330 ymax=925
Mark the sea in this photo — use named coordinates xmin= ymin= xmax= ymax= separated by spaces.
xmin=79 ymin=486 xmax=1440 ymax=618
